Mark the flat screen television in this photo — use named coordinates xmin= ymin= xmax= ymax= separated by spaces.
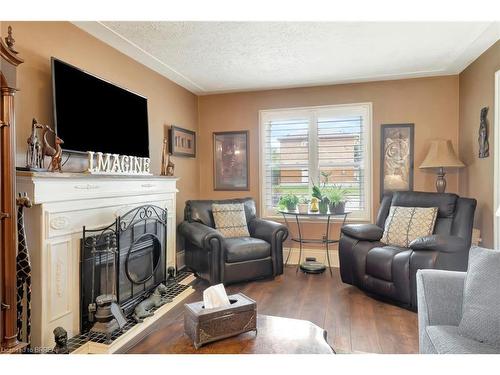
xmin=52 ymin=57 xmax=150 ymax=158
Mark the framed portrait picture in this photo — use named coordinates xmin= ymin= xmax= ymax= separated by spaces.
xmin=169 ymin=125 xmax=196 ymax=157
xmin=213 ymin=131 xmax=249 ymax=191
xmin=380 ymin=124 xmax=414 ymax=201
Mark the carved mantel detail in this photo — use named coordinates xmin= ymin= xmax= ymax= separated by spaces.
xmin=50 ymin=216 xmax=70 ymax=230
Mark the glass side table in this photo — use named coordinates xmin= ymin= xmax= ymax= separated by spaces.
xmin=278 ymin=210 xmax=350 ymax=276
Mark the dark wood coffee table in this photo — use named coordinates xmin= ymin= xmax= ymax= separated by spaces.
xmin=130 ymin=314 xmax=334 ymax=354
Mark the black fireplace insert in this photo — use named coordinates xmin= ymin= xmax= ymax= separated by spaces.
xmin=80 ymin=205 xmax=167 ymax=333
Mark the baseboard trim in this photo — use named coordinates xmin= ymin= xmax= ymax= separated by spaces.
xmin=178 ymin=247 xmax=338 ymax=268
xmin=176 ymin=250 xmax=185 ymax=270
xmin=283 ymin=247 xmax=339 ymax=267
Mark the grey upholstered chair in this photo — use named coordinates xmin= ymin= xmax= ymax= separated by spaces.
xmin=417 ymin=269 xmax=500 ymax=354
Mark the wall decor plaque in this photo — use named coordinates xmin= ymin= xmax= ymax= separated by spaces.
xmin=380 ymin=124 xmax=414 ymax=201
xmin=87 ymin=151 xmax=151 ymax=175
xmin=213 ymin=131 xmax=249 ymax=191
xmin=169 ymin=125 xmax=196 ymax=157
xmin=478 ymin=107 xmax=489 ymax=158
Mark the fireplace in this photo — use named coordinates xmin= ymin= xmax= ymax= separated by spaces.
xmin=80 ymin=205 xmax=167 ymax=333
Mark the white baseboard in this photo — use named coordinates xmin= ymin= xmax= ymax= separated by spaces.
xmin=176 ymin=250 xmax=185 ymax=269
xmin=178 ymin=247 xmax=338 ymax=269
xmin=283 ymin=247 xmax=339 ymax=267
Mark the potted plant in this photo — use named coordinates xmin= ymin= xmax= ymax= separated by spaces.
xmin=326 ymin=185 xmax=348 ymax=214
xmin=278 ymin=194 xmax=299 ymax=212
xmin=312 ymin=182 xmax=329 ymax=214
xmin=297 ymin=197 xmax=310 ymax=214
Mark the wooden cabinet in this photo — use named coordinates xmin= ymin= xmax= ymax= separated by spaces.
xmin=1 ymin=25 xmax=24 ymax=351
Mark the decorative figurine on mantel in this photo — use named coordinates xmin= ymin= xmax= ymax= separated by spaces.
xmin=42 ymin=124 xmax=64 ymax=172
xmin=51 ymin=327 xmax=69 ymax=354
xmin=478 ymin=106 xmax=489 ymax=158
xmin=24 ymin=118 xmax=45 ymax=171
xmin=160 ymin=137 xmax=175 ymax=176
xmin=49 ymin=134 xmax=64 ymax=172
xmin=22 ymin=120 xmax=65 ymax=172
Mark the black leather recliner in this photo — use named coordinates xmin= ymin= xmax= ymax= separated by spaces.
xmin=178 ymin=198 xmax=288 ymax=285
xmin=339 ymin=191 xmax=476 ymax=309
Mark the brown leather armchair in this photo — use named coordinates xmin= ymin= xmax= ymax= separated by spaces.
xmin=339 ymin=191 xmax=476 ymax=309
xmin=178 ymin=198 xmax=288 ymax=285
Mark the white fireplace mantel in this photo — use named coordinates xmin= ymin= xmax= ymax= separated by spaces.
xmin=16 ymin=171 xmax=179 ymax=349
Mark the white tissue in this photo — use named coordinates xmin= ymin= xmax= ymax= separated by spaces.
xmin=203 ymin=283 xmax=231 ymax=309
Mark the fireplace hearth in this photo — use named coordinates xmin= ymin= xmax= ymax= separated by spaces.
xmin=65 ymin=271 xmax=193 ymax=354
xmin=80 ymin=205 xmax=168 ymax=333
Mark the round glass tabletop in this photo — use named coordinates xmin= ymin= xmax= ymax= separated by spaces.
xmin=277 ymin=210 xmax=350 ymax=217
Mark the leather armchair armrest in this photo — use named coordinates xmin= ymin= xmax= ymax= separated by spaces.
xmin=248 ymin=218 xmax=288 ymax=244
xmin=409 ymin=235 xmax=468 ymax=253
xmin=178 ymin=221 xmax=223 ymax=249
xmin=341 ymin=224 xmax=383 ymax=241
xmin=248 ymin=218 xmax=288 ymax=276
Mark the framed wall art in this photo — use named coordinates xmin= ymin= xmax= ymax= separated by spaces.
xmin=380 ymin=124 xmax=414 ymax=201
xmin=169 ymin=125 xmax=196 ymax=157
xmin=213 ymin=131 xmax=249 ymax=191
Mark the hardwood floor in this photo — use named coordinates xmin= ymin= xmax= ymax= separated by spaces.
xmin=128 ymin=266 xmax=418 ymax=354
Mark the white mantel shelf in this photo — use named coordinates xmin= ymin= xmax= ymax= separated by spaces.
xmin=17 ymin=171 xmax=179 ymax=179
xmin=17 ymin=171 xmax=179 ymax=204
xmin=16 ymin=171 xmax=179 ymax=349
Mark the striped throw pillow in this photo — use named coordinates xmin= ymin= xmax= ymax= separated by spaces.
xmin=381 ymin=206 xmax=438 ymax=247
xmin=212 ymin=203 xmax=250 ymax=238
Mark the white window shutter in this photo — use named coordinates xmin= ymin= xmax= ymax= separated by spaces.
xmin=260 ymin=104 xmax=372 ymax=220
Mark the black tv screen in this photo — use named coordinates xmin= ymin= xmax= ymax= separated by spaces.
xmin=52 ymin=58 xmax=150 ymax=158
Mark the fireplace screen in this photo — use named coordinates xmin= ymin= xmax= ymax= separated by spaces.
xmin=80 ymin=205 xmax=167 ymax=333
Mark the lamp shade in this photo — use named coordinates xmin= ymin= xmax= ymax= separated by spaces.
xmin=419 ymin=139 xmax=465 ymax=169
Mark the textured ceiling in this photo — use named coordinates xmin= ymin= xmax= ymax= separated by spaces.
xmin=75 ymin=21 xmax=500 ymax=94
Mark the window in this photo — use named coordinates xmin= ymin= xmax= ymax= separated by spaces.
xmin=260 ymin=103 xmax=372 ymax=220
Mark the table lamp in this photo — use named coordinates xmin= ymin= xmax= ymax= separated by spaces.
xmin=419 ymin=139 xmax=465 ymax=193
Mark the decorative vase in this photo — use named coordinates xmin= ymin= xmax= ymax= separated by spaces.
xmin=333 ymin=201 xmax=346 ymax=214
xmin=298 ymin=203 xmax=309 ymax=214
xmin=310 ymin=198 xmax=319 ymax=212
xmin=318 ymin=200 xmax=328 ymax=214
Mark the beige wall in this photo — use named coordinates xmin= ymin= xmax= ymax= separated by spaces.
xmin=198 ymin=76 xmax=461 ymax=224
xmin=9 ymin=21 xmax=495 ymax=249
xmin=4 ymin=22 xmax=199 ymax=235
xmin=459 ymin=40 xmax=500 ymax=248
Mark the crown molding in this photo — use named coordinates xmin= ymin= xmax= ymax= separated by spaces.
xmin=73 ymin=21 xmax=500 ymax=96
xmin=447 ymin=21 xmax=500 ymax=74
xmin=72 ymin=21 xmax=205 ymax=94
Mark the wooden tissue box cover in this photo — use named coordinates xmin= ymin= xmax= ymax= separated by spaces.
xmin=184 ymin=292 xmax=257 ymax=349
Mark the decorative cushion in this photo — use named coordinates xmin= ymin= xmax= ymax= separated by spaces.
xmin=381 ymin=206 xmax=438 ymax=247
xmin=212 ymin=203 xmax=250 ymax=238
xmin=458 ymin=246 xmax=500 ymax=348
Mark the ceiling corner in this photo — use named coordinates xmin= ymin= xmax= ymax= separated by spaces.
xmin=448 ymin=21 xmax=500 ymax=75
